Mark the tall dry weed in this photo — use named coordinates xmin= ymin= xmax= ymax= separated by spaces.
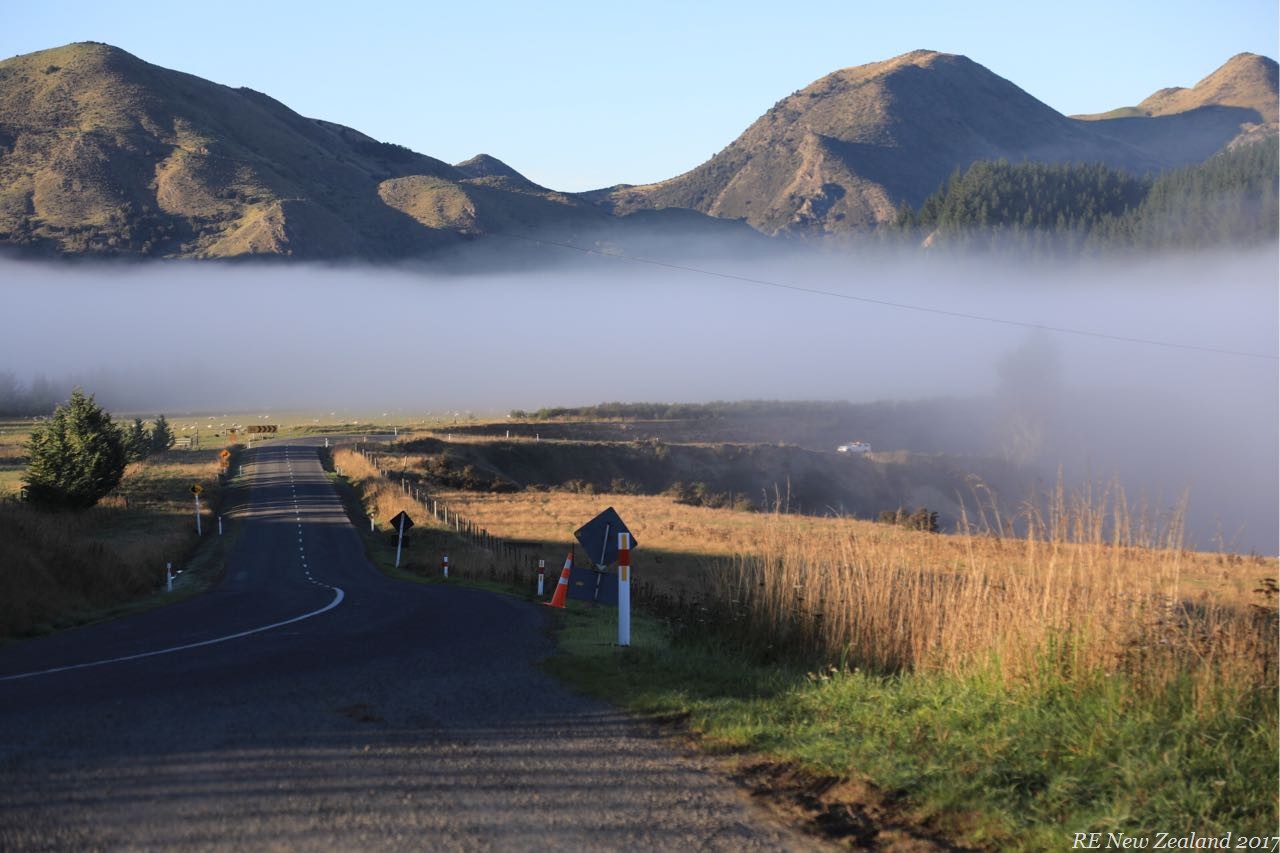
xmin=715 ymin=482 xmax=1276 ymax=697
xmin=0 ymin=449 xmax=227 ymax=637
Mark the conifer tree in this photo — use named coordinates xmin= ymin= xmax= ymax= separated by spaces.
xmin=149 ymin=414 xmax=175 ymax=453
xmin=124 ymin=416 xmax=150 ymax=461
xmin=23 ymin=389 xmax=127 ymax=509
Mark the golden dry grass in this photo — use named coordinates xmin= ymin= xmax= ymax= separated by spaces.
xmin=373 ymin=459 xmax=1272 ymax=606
xmin=340 ymin=442 xmax=1278 ymax=701
xmin=0 ymin=447 xmax=229 ymax=636
xmin=720 ymin=511 xmax=1276 ymax=696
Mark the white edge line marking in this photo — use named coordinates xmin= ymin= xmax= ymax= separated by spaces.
xmin=0 ymin=586 xmax=345 ymax=683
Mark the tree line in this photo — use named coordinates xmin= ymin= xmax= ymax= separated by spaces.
xmin=890 ymin=137 xmax=1279 ymax=251
xmin=0 ymin=372 xmax=68 ymax=417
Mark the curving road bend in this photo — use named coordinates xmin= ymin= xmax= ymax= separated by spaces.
xmin=0 ymin=439 xmax=819 ymax=850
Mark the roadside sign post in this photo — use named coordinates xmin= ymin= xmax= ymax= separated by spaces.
xmin=537 ymin=559 xmax=545 ymax=596
xmin=190 ymin=484 xmax=203 ymax=536
xmin=573 ymin=507 xmax=638 ymax=644
xmin=166 ymin=562 xmax=173 ymax=592
xmin=389 ymin=511 xmax=414 ymax=569
xmin=218 ymin=515 xmax=223 ymax=536
xmin=618 ymin=532 xmax=631 ymax=647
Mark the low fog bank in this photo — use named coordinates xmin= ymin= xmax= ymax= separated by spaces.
xmin=1 ymin=245 xmax=1275 ymax=552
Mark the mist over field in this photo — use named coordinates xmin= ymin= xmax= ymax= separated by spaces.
xmin=1 ymin=244 xmax=1276 ymax=552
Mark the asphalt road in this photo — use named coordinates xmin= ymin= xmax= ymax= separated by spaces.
xmin=0 ymin=439 xmax=817 ymax=851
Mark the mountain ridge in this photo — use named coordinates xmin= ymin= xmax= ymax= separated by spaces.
xmin=0 ymin=42 xmax=1274 ymax=257
xmin=0 ymin=42 xmax=756 ymax=259
xmin=1074 ymin=53 xmax=1278 ymax=123
xmin=592 ymin=50 xmax=1276 ymax=236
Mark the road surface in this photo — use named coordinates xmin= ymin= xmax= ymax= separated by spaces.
xmin=0 ymin=438 xmax=818 ymax=850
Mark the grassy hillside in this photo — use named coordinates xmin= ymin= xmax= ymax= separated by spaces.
xmin=592 ymin=51 xmax=1275 ymax=237
xmin=1078 ymin=53 xmax=1278 ymax=124
xmin=0 ymin=43 xmax=466 ymax=258
xmin=5 ymin=44 xmax=1272 ymax=256
xmin=0 ymin=43 xmax=758 ymax=259
xmin=1071 ymin=54 xmax=1277 ymax=168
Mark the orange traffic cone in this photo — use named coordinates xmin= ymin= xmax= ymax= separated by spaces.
xmin=545 ymin=550 xmax=573 ymax=608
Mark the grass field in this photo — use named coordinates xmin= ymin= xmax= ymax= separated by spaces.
xmin=0 ymin=407 xmax=480 ymax=496
xmin=337 ymin=439 xmax=1272 ymax=606
xmin=334 ymin=438 xmax=1279 ymax=848
xmin=123 ymin=409 xmax=507 ymax=443
xmin=0 ymin=416 xmax=237 ymax=638
xmin=0 ymin=418 xmax=31 ymax=496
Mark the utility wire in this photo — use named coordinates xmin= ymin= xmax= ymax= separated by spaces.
xmin=505 ymin=233 xmax=1278 ymax=362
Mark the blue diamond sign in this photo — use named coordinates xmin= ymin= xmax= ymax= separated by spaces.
xmin=573 ymin=506 xmax=636 ymax=568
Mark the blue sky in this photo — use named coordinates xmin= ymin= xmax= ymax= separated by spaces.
xmin=3 ymin=0 xmax=1276 ymax=191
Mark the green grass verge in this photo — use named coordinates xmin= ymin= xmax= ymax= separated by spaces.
xmin=546 ymin=606 xmax=1279 ymax=849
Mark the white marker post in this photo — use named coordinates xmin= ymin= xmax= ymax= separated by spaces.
xmin=442 ymin=554 xmax=449 ymax=579
xmin=395 ymin=513 xmax=406 ymax=568
xmin=369 ymin=514 xmax=375 ymax=532
xmin=537 ymin=559 xmax=546 ymax=597
xmin=194 ymin=493 xmax=202 ymax=536
xmin=617 ymin=532 xmax=631 ymax=647
xmin=166 ymin=562 xmax=173 ymax=593
xmin=218 ymin=515 xmax=223 ymax=536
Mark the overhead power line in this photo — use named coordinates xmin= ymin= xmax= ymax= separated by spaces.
xmin=505 ymin=233 xmax=1279 ymax=362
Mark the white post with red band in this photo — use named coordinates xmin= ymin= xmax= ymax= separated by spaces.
xmin=617 ymin=531 xmax=631 ymax=647
xmin=442 ymin=554 xmax=449 ymax=579
xmin=537 ymin=559 xmax=546 ymax=596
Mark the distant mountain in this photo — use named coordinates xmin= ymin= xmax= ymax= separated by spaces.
xmin=1078 ymin=53 xmax=1277 ymax=124
xmin=1074 ymin=53 xmax=1277 ymax=165
xmin=0 ymin=43 xmax=754 ymax=259
xmin=0 ymin=43 xmax=463 ymax=257
xmin=590 ymin=51 xmax=1278 ymax=237
xmin=0 ymin=43 xmax=1274 ymax=257
xmin=454 ymin=153 xmax=534 ymax=183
